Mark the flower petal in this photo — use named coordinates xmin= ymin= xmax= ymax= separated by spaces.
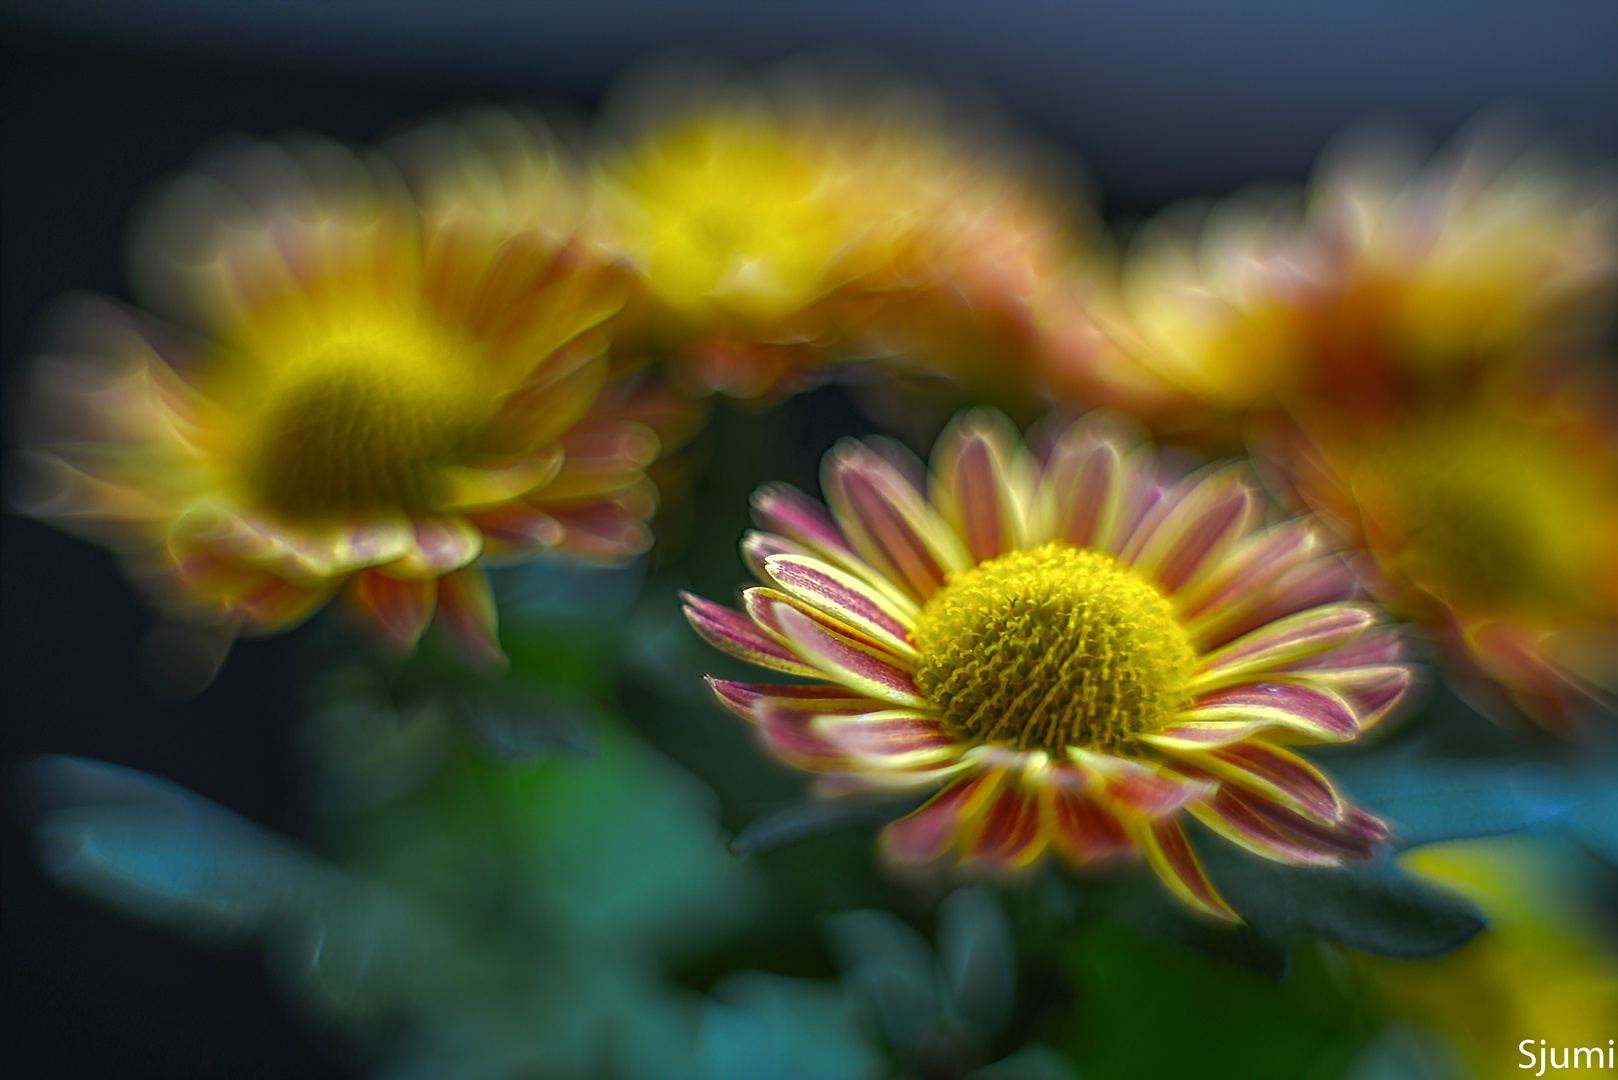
xmin=1132 ymin=817 xmax=1240 ymax=923
xmin=1193 ymin=787 xmax=1386 ymax=865
xmin=881 ymin=769 xmax=1003 ymax=864
xmin=1176 ymin=522 xmax=1318 ymax=628
xmin=743 ymin=587 xmax=914 ymax=668
xmin=704 ymin=678 xmax=879 ymax=724
xmin=1170 ymin=681 xmax=1362 ymax=743
xmin=1131 ymin=471 xmax=1256 ymax=594
xmin=823 ymin=439 xmax=968 ymax=602
xmin=1040 ymin=432 xmax=1123 ymax=551
xmin=814 ymin=710 xmax=964 ymax=769
xmin=765 ymin=553 xmax=917 ymax=647
xmin=1073 ymin=751 xmax=1212 ymax=818
xmin=466 ymin=501 xmax=565 ymax=560
xmin=931 ymin=413 xmax=1025 ymax=563
xmin=775 ymin=605 xmax=928 ymax=706
xmin=751 ymin=701 xmax=858 ymax=771
xmin=544 ymin=502 xmax=654 ymax=562
xmin=437 ymin=447 xmax=563 ymax=511
xmin=436 ymin=563 xmax=505 ymax=670
xmin=681 ymin=593 xmax=819 ymax=677
xmin=389 ymin=516 xmax=485 ymax=580
xmin=741 ymin=530 xmax=804 ymax=583
xmin=1044 ymin=785 xmax=1131 ymax=865
xmin=750 ymin=482 xmax=860 ymax=567
xmin=347 ymin=571 xmax=437 ymax=650
xmin=961 ymin=782 xmax=1048 ymax=867
xmin=1179 ymin=742 xmax=1345 ymax=824
xmin=1193 ymin=604 xmax=1377 ymax=692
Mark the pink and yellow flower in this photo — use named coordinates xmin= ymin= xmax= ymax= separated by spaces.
xmin=592 ymin=71 xmax=1085 ymax=397
xmin=684 ymin=411 xmax=1409 ymax=919
xmin=18 ymin=118 xmax=661 ymax=665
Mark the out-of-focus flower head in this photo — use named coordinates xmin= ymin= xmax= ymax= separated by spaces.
xmin=1100 ymin=117 xmax=1618 ymax=435
xmin=592 ymin=61 xmax=1091 ymax=399
xmin=683 ymin=409 xmax=1410 ymax=920
xmin=16 ymin=113 xmax=662 ymax=668
xmin=1275 ymin=368 xmax=1618 ymax=731
xmin=1365 ymin=836 xmax=1618 ymax=1080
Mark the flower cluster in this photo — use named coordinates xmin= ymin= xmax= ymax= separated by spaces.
xmin=17 ymin=61 xmax=1617 ymax=931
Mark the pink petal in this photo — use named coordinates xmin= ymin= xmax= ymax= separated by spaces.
xmin=741 ymin=530 xmax=806 ymax=584
xmin=1199 ymin=558 xmax=1360 ymax=650
xmin=545 ymin=502 xmax=654 ymax=563
xmin=753 ymin=702 xmax=857 ymax=771
xmin=743 ymin=588 xmax=914 ymax=668
xmin=436 ymin=564 xmax=505 ymax=671
xmin=1190 ymin=791 xmax=1351 ymax=867
xmin=467 ymin=502 xmax=565 ymax=560
xmin=1194 ymin=605 xmax=1377 ymax=690
xmin=881 ymin=769 xmax=1003 ymax=864
xmin=750 ymin=483 xmax=858 ymax=564
xmin=776 ymin=604 xmax=927 ymax=706
xmin=1076 ymin=753 xmax=1212 ymax=818
xmin=704 ymin=679 xmax=878 ymax=724
xmin=1044 ymin=437 xmax=1122 ymax=550
xmin=823 ymin=440 xmax=965 ymax=602
xmin=347 ymin=571 xmax=437 ymax=650
xmin=765 ymin=553 xmax=916 ymax=650
xmin=390 ymin=516 xmax=484 ymax=580
xmin=1197 ymin=787 xmax=1386 ymax=864
xmin=1175 ymin=681 xmax=1361 ymax=742
xmin=815 ymin=710 xmax=963 ymax=769
xmin=1045 ymin=787 xmax=1131 ymax=864
xmin=1184 ymin=742 xmax=1344 ymax=824
xmin=1176 ymin=521 xmax=1318 ymax=628
xmin=682 ymin=593 xmax=819 ymax=677
xmin=1134 ymin=817 xmax=1240 ymax=923
xmin=962 ymin=784 xmax=1048 ymax=867
xmin=934 ymin=419 xmax=1023 ymax=563
xmin=1132 ymin=472 xmax=1256 ymax=594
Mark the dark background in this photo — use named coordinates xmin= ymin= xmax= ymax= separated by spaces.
xmin=3 ymin=3 xmax=1615 ymax=1078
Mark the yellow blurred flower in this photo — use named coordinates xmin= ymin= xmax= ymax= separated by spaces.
xmin=1369 ymin=837 xmax=1618 ymax=1080
xmin=18 ymin=116 xmax=662 ymax=666
xmin=1279 ymin=371 xmax=1618 ymax=730
xmin=1106 ymin=119 xmax=1617 ymax=431
xmin=593 ymin=68 xmax=1087 ymax=397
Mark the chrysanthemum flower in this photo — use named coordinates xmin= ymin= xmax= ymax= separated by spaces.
xmin=1276 ymin=373 xmax=1618 ymax=729
xmin=593 ymin=71 xmax=1083 ymax=397
xmin=684 ymin=411 xmax=1408 ymax=920
xmin=1101 ymin=120 xmax=1616 ymax=432
xmin=18 ymin=119 xmax=660 ymax=665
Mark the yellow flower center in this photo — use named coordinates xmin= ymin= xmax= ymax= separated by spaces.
xmin=237 ymin=325 xmax=491 ymax=520
xmin=911 ymin=542 xmax=1197 ymax=756
xmin=1362 ymin=411 xmax=1599 ymax=612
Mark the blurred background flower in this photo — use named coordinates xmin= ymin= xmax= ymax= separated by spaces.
xmin=13 ymin=121 xmax=662 ymax=677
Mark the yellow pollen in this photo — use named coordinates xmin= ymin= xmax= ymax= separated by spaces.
xmin=238 ymin=327 xmax=490 ymax=520
xmin=1363 ymin=413 xmax=1594 ymax=611
xmin=911 ymin=542 xmax=1197 ymax=755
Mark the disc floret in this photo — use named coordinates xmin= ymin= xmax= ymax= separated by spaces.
xmin=913 ymin=543 xmax=1196 ymax=755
